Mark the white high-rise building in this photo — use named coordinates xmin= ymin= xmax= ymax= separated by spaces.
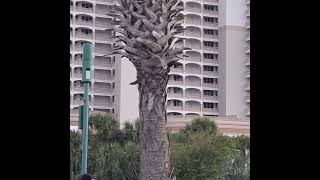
xmin=70 ymin=0 xmax=250 ymax=128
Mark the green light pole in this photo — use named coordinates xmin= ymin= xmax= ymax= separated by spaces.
xmin=80 ymin=43 xmax=92 ymax=175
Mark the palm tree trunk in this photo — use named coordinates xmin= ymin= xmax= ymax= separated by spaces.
xmin=137 ymin=70 xmax=170 ymax=180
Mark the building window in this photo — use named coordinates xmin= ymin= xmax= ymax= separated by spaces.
xmin=81 ymin=3 xmax=92 ymax=8
xmin=81 ymin=16 xmax=92 ymax=21
xmin=204 ymin=90 xmax=218 ymax=96
xmin=174 ymin=63 xmax=182 ymax=68
xmin=169 ymin=100 xmax=182 ymax=106
xmin=204 ymin=17 xmax=218 ymax=23
xmin=203 ymin=102 xmax=218 ymax=108
xmin=204 ymin=53 xmax=218 ymax=60
xmin=204 ymin=41 xmax=218 ymax=47
xmin=204 ymin=5 xmax=218 ymax=11
xmin=203 ymin=78 xmax=218 ymax=84
xmin=81 ymin=29 xmax=91 ymax=34
xmin=204 ymin=65 xmax=214 ymax=71
xmin=204 ymin=29 xmax=218 ymax=35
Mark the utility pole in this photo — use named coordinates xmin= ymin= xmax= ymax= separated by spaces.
xmin=80 ymin=43 xmax=92 ymax=175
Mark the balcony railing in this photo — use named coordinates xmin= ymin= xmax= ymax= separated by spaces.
xmin=95 ymin=48 xmax=111 ymax=54
xmin=75 ymin=7 xmax=93 ymax=13
xmin=185 ymin=68 xmax=201 ymax=75
xmin=203 ymin=10 xmax=218 ymax=16
xmin=185 ymin=31 xmax=201 ymax=38
xmin=94 ymin=88 xmax=113 ymax=93
xmin=203 ymin=83 xmax=218 ymax=88
xmin=203 ymin=0 xmax=219 ymax=4
xmin=74 ymin=45 xmax=83 ymax=52
xmin=185 ymin=57 xmax=201 ymax=62
xmin=167 ymin=106 xmax=183 ymax=111
xmin=203 ymin=71 xmax=218 ymax=76
xmin=186 ymin=19 xmax=201 ymax=26
xmin=74 ymin=59 xmax=82 ymax=65
xmin=170 ymin=68 xmax=183 ymax=73
xmin=185 ymin=93 xmax=201 ymax=99
xmin=204 ymin=46 xmax=218 ymax=51
xmin=95 ymin=21 xmax=111 ymax=28
xmin=168 ymin=80 xmax=183 ymax=86
xmin=75 ymin=33 xmax=93 ymax=40
xmin=203 ymin=22 xmax=218 ymax=27
xmin=75 ymin=20 xmax=93 ymax=26
xmin=167 ymin=93 xmax=183 ymax=98
xmin=186 ymin=7 xmax=201 ymax=14
xmin=202 ymin=58 xmax=218 ymax=64
xmin=202 ymin=108 xmax=218 ymax=112
xmin=96 ymin=0 xmax=116 ymax=4
xmin=185 ymin=81 xmax=201 ymax=86
xmin=94 ymin=61 xmax=114 ymax=68
xmin=95 ymin=8 xmax=110 ymax=15
xmin=94 ymin=74 xmax=113 ymax=80
xmin=95 ymin=35 xmax=113 ymax=42
xmin=185 ymin=43 xmax=201 ymax=50
xmin=93 ymin=101 xmax=112 ymax=107
xmin=185 ymin=106 xmax=201 ymax=112
xmin=73 ymin=73 xmax=82 ymax=78
xmin=203 ymin=34 xmax=218 ymax=39
xmin=202 ymin=95 xmax=218 ymax=101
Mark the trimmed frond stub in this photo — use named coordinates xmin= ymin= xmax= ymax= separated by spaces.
xmin=111 ymin=0 xmax=189 ymax=72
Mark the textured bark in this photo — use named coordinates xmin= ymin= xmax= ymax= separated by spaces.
xmin=138 ymin=69 xmax=170 ymax=180
xmin=109 ymin=0 xmax=188 ymax=179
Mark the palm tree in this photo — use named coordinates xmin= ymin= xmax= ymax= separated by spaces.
xmin=107 ymin=0 xmax=188 ymax=179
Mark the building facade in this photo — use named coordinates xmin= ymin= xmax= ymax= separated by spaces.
xmin=70 ymin=0 xmax=250 ymax=127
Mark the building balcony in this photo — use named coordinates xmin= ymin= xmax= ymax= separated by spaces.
xmin=202 ymin=108 xmax=218 ymax=112
xmin=245 ymin=82 xmax=250 ymax=91
xmin=95 ymin=7 xmax=110 ymax=16
xmin=203 ymin=22 xmax=218 ymax=27
xmin=246 ymin=9 xmax=250 ymax=17
xmin=185 ymin=81 xmax=201 ymax=86
xmin=185 ymin=43 xmax=201 ymax=51
xmin=73 ymin=73 xmax=82 ymax=79
xmin=245 ymin=58 xmax=250 ymax=66
xmin=204 ymin=46 xmax=218 ymax=51
xmin=202 ymin=95 xmax=218 ymax=101
xmin=203 ymin=10 xmax=218 ymax=16
xmin=246 ymin=0 xmax=250 ymax=5
xmin=95 ymin=21 xmax=112 ymax=28
xmin=95 ymin=35 xmax=113 ymax=42
xmin=203 ymin=34 xmax=218 ymax=40
xmin=185 ymin=93 xmax=201 ymax=99
xmin=75 ymin=33 xmax=93 ymax=40
xmin=73 ymin=100 xmax=93 ymax=106
xmin=202 ymin=58 xmax=218 ymax=64
xmin=75 ymin=7 xmax=93 ymax=14
xmin=94 ymin=61 xmax=114 ymax=69
xmin=168 ymin=80 xmax=183 ymax=86
xmin=185 ymin=68 xmax=201 ymax=75
xmin=203 ymin=0 xmax=219 ymax=4
xmin=95 ymin=48 xmax=111 ymax=55
xmin=74 ymin=59 xmax=82 ymax=65
xmin=203 ymin=71 xmax=218 ymax=76
xmin=167 ymin=92 xmax=183 ymax=99
xmin=246 ymin=21 xmax=250 ymax=28
xmin=245 ymin=70 xmax=250 ymax=78
xmin=186 ymin=7 xmax=201 ymax=14
xmin=75 ymin=20 xmax=93 ymax=27
xmin=73 ymin=86 xmax=93 ymax=92
xmin=185 ymin=56 xmax=201 ymax=63
xmin=94 ymin=88 xmax=113 ymax=95
xmin=185 ymin=106 xmax=201 ymax=112
xmin=170 ymin=68 xmax=184 ymax=74
xmin=203 ymin=83 xmax=218 ymax=88
xmin=93 ymin=101 xmax=113 ymax=107
xmin=185 ymin=19 xmax=201 ymax=26
xmin=185 ymin=31 xmax=201 ymax=38
xmin=167 ymin=106 xmax=183 ymax=111
xmin=96 ymin=0 xmax=116 ymax=4
xmin=245 ymin=95 xmax=250 ymax=102
xmin=94 ymin=74 xmax=113 ymax=81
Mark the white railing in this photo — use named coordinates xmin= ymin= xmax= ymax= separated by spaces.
xmin=167 ymin=106 xmax=183 ymax=111
xmin=185 ymin=43 xmax=201 ymax=50
xmin=185 ymin=106 xmax=201 ymax=111
xmin=204 ymin=46 xmax=218 ymax=51
xmin=185 ymin=68 xmax=201 ymax=74
xmin=203 ymin=34 xmax=218 ymax=39
xmin=75 ymin=33 xmax=93 ymax=40
xmin=186 ymin=7 xmax=201 ymax=14
xmin=203 ymin=83 xmax=218 ymax=88
xmin=186 ymin=19 xmax=201 ymax=26
xmin=168 ymin=80 xmax=183 ymax=86
xmin=167 ymin=93 xmax=183 ymax=98
xmin=94 ymin=74 xmax=113 ymax=80
xmin=202 ymin=58 xmax=218 ymax=64
xmin=95 ymin=21 xmax=110 ymax=28
xmin=185 ymin=94 xmax=201 ymax=99
xmin=185 ymin=81 xmax=201 ymax=86
xmin=75 ymin=20 xmax=93 ymax=26
xmin=170 ymin=68 xmax=184 ymax=73
xmin=202 ymin=108 xmax=218 ymax=112
xmin=94 ymin=48 xmax=110 ymax=54
xmin=73 ymin=73 xmax=82 ymax=78
xmin=202 ymin=95 xmax=218 ymax=100
xmin=203 ymin=22 xmax=218 ymax=27
xmin=94 ymin=61 xmax=114 ymax=68
xmin=203 ymin=0 xmax=219 ymax=3
xmin=74 ymin=60 xmax=82 ymax=65
xmin=95 ymin=35 xmax=113 ymax=42
xmin=203 ymin=71 xmax=218 ymax=76
xmin=93 ymin=101 xmax=112 ymax=106
xmin=185 ymin=31 xmax=201 ymax=38
xmin=94 ymin=88 xmax=113 ymax=93
xmin=185 ymin=57 xmax=201 ymax=62
xmin=75 ymin=7 xmax=93 ymax=13
xmin=203 ymin=10 xmax=218 ymax=16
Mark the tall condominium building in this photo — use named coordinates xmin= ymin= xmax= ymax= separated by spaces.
xmin=70 ymin=0 xmax=250 ymax=128
xmin=218 ymin=0 xmax=250 ymax=118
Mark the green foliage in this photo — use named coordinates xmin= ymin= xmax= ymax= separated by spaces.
xmin=71 ymin=115 xmax=250 ymax=180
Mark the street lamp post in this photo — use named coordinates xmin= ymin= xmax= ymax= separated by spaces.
xmin=80 ymin=43 xmax=92 ymax=175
